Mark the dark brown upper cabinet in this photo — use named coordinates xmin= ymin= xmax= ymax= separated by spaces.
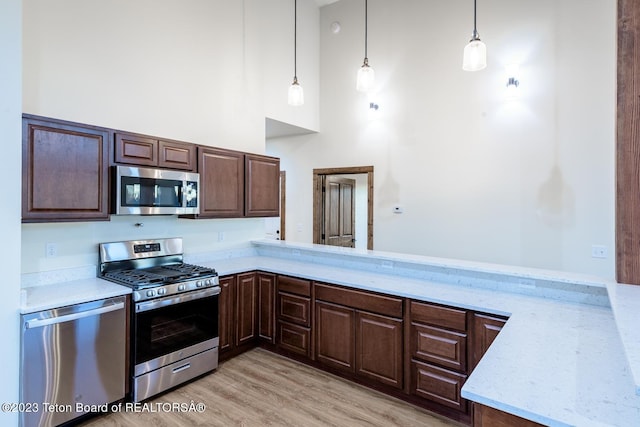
xmin=22 ymin=114 xmax=110 ymax=222
xmin=194 ymin=146 xmax=245 ymax=218
xmin=245 ymin=154 xmax=280 ymax=217
xmin=114 ymin=132 xmax=196 ymax=171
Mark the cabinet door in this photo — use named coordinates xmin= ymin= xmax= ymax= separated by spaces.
xmin=218 ymin=275 xmax=236 ymax=354
xmin=471 ymin=314 xmax=506 ymax=371
xmin=158 ymin=140 xmax=196 ymax=171
xmin=356 ymin=311 xmax=403 ymax=389
xmin=236 ymin=272 xmax=258 ymax=346
xmin=315 ymin=301 xmax=355 ymax=373
xmin=114 ymin=132 xmax=157 ymax=166
xmin=197 ymin=147 xmax=245 ymax=218
xmin=22 ymin=115 xmax=110 ymax=222
xmin=258 ymin=272 xmax=276 ymax=343
xmin=245 ymin=154 xmax=280 ymax=217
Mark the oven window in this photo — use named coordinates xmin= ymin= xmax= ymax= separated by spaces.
xmin=135 ymin=294 xmax=218 ymax=365
xmin=121 ymin=177 xmax=183 ymax=208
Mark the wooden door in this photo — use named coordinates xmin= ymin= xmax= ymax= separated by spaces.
xmin=218 ymin=275 xmax=236 ymax=354
xmin=323 ymin=176 xmax=356 ymax=247
xmin=356 ymin=311 xmax=403 ymax=389
xmin=197 ymin=147 xmax=245 ymax=218
xmin=236 ymin=272 xmax=258 ymax=346
xmin=315 ymin=301 xmax=355 ymax=373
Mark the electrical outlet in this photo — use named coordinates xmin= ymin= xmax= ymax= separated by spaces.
xmin=591 ymin=245 xmax=607 ymax=259
xmin=45 ymin=243 xmax=58 ymax=258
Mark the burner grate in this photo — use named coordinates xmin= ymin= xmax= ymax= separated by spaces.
xmin=102 ymin=263 xmax=216 ymax=289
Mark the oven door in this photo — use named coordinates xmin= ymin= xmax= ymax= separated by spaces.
xmin=133 ymin=287 xmax=219 ymax=377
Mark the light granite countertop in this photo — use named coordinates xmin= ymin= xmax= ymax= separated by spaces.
xmin=20 ymin=240 xmax=640 ymax=426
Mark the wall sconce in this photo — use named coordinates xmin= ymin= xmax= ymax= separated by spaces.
xmin=369 ymin=102 xmax=379 ymax=111
xmin=505 ymin=64 xmax=520 ymax=99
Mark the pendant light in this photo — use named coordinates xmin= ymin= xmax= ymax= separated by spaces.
xmin=356 ymin=0 xmax=375 ymax=92
xmin=462 ymin=0 xmax=487 ymax=72
xmin=288 ymin=0 xmax=304 ymax=106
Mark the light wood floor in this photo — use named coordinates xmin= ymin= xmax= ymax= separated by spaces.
xmin=80 ymin=348 xmax=464 ymax=427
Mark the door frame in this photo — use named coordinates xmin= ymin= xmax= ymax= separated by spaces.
xmin=313 ymin=166 xmax=374 ymax=250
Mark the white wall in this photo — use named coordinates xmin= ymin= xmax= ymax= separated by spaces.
xmin=259 ymin=0 xmax=320 ymax=132
xmin=21 ymin=0 xmax=320 ymax=274
xmin=0 ymin=0 xmax=22 ymax=422
xmin=268 ymin=0 xmax=616 ymax=278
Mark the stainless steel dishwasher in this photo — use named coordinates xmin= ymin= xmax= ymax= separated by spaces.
xmin=20 ymin=296 xmax=127 ymax=427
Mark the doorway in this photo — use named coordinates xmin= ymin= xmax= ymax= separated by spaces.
xmin=312 ymin=166 xmax=374 ymax=250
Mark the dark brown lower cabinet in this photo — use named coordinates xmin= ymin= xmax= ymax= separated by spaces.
xmin=356 ymin=311 xmax=403 ymax=389
xmin=276 ymin=275 xmax=312 ymax=358
xmin=314 ymin=284 xmax=404 ymax=390
xmin=236 ymin=272 xmax=258 ymax=346
xmin=315 ymin=301 xmax=355 ymax=373
xmin=258 ymin=272 xmax=276 ymax=343
xmin=471 ymin=313 xmax=507 ymax=371
xmin=473 ymin=403 xmax=545 ymax=427
xmin=219 ymin=272 xmax=515 ymax=427
xmin=218 ymin=275 xmax=236 ymax=354
xmin=409 ymin=301 xmax=470 ymax=418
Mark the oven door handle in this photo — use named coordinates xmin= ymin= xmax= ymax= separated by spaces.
xmin=135 ymin=287 xmax=220 ymax=313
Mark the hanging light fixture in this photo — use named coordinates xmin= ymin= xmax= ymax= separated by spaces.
xmin=356 ymin=0 xmax=375 ymax=92
xmin=462 ymin=0 xmax=487 ymax=72
xmin=288 ymin=0 xmax=304 ymax=106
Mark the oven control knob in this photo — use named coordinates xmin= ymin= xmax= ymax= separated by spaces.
xmin=157 ymin=288 xmax=167 ymax=296
xmin=206 ymin=279 xmax=213 ymax=286
xmin=196 ymin=281 xmax=203 ymax=287
xmin=178 ymin=284 xmax=186 ymax=291
xmin=146 ymin=290 xmax=156 ymax=298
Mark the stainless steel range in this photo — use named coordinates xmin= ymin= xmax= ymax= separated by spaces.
xmin=99 ymin=237 xmax=219 ymax=402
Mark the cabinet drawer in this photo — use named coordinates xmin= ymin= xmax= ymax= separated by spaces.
xmin=278 ymin=292 xmax=311 ymax=327
xmin=412 ymin=323 xmax=467 ymax=372
xmin=410 ymin=301 xmax=466 ymax=332
xmin=277 ymin=275 xmax=311 ymax=297
xmin=277 ymin=320 xmax=311 ymax=358
xmin=315 ymin=283 xmax=403 ymax=318
xmin=411 ymin=359 xmax=468 ymax=412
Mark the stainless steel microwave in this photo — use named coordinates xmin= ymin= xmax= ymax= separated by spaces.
xmin=114 ymin=165 xmax=200 ymax=215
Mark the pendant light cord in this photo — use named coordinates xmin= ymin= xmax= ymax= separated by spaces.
xmin=294 ymin=0 xmax=297 ymax=79
xmin=364 ymin=0 xmax=368 ymax=62
xmin=472 ymin=0 xmax=479 ymax=40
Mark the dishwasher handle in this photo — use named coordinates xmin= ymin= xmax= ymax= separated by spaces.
xmin=25 ymin=301 xmax=125 ymax=329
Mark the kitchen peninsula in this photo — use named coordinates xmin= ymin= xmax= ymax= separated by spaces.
xmin=21 ymin=239 xmax=640 ymax=426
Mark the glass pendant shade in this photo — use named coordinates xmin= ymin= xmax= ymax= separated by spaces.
xmin=462 ymin=39 xmax=487 ymax=71
xmin=288 ymin=78 xmax=304 ymax=106
xmin=356 ymin=62 xmax=375 ymax=92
